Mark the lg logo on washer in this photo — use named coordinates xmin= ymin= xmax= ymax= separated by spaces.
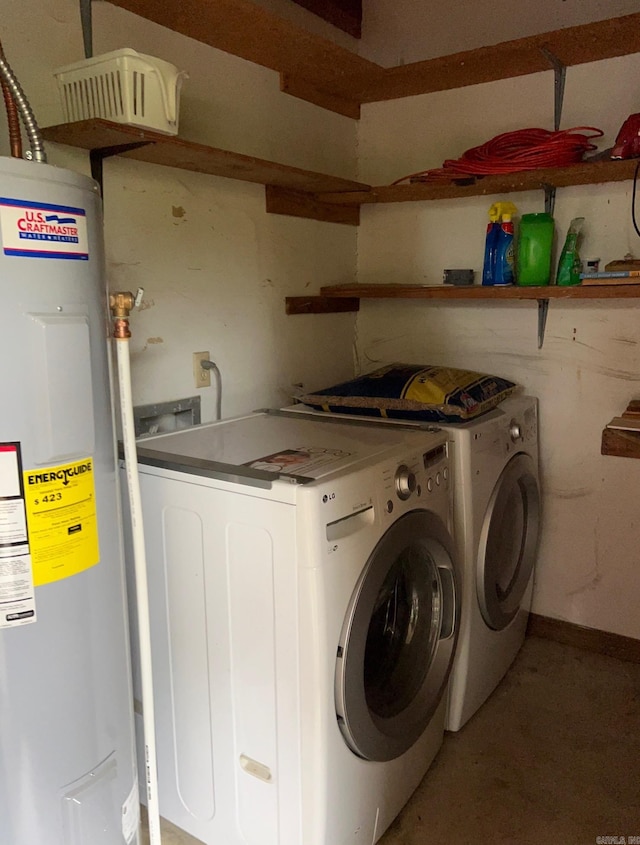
xmin=322 ymin=492 xmax=336 ymax=503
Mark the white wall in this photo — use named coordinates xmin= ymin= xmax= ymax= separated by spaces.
xmin=356 ymin=53 xmax=640 ymax=639
xmin=361 ymin=0 xmax=640 ymax=65
xmin=0 ymin=0 xmax=358 ymax=423
xmin=3 ymin=0 xmax=638 ymax=638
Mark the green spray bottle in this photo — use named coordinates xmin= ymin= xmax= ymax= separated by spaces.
xmin=556 ymin=217 xmax=585 ymax=286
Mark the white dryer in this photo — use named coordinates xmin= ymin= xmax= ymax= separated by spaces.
xmin=439 ymin=394 xmax=541 ymax=731
xmin=125 ymin=410 xmax=460 ymax=845
xmin=281 ymin=395 xmax=541 ymax=732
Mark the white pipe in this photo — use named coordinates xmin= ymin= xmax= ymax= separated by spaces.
xmin=116 ymin=335 xmax=163 ymax=845
xmin=200 ymin=359 xmax=222 ymax=420
xmin=212 ymin=363 xmax=222 ymax=421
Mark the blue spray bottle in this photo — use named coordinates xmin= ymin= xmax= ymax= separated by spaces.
xmin=482 ymin=201 xmax=518 ymax=286
xmin=481 ymin=204 xmax=501 ymax=286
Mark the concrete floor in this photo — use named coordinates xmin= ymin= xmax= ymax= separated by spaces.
xmin=142 ymin=635 xmax=640 ymax=845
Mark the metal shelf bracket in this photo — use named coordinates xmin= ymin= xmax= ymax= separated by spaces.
xmin=537 ymin=299 xmax=549 ymax=349
xmin=539 ymin=47 xmax=567 ymax=131
xmin=90 ymin=143 xmax=154 ymax=196
xmin=79 ymin=0 xmax=92 ymax=59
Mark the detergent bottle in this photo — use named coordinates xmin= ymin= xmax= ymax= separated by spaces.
xmin=516 ymin=212 xmax=555 ymax=286
xmin=494 ymin=211 xmax=516 ymax=285
xmin=482 ymin=204 xmax=500 ymax=286
xmin=482 ymin=201 xmax=517 ymax=286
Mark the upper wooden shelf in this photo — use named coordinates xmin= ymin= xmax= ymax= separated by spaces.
xmin=106 ymin=2 xmax=640 ymax=117
xmin=317 ymin=159 xmax=640 ymax=206
xmin=42 ymin=120 xmax=639 ymax=203
xmin=359 ymin=15 xmax=640 ymax=103
xmin=41 ymin=119 xmax=369 ymax=195
xmin=42 ymin=121 xmax=640 ymax=225
xmin=319 ymin=283 xmax=640 ymax=301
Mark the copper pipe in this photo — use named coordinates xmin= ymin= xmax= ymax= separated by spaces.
xmin=112 ymin=317 xmax=131 ymax=339
xmin=0 ymin=40 xmax=22 ymax=158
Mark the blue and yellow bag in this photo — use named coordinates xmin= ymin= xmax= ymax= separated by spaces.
xmin=299 ymin=363 xmax=518 ymax=423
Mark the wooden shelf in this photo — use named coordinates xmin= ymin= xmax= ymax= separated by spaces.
xmin=288 ymin=282 xmax=640 ymax=316
xmin=41 ymin=119 xmax=368 ymax=194
xmin=602 ymin=402 xmax=640 ymax=459
xmin=601 ymin=428 xmax=640 ymax=459
xmin=42 ymin=122 xmax=639 ymax=223
xmin=360 ymin=15 xmax=640 ymax=103
xmin=41 ymin=119 xmax=368 ymax=223
xmin=319 ymin=283 xmax=640 ymax=301
xmin=106 ymin=2 xmax=640 ymax=116
xmin=318 ymin=159 xmax=640 ymax=206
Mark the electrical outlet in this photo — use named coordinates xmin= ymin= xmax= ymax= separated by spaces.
xmin=193 ymin=351 xmax=211 ymax=388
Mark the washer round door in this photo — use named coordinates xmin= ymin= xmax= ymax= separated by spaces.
xmin=335 ymin=509 xmax=459 ymax=763
xmin=477 ymin=452 xmax=541 ymax=631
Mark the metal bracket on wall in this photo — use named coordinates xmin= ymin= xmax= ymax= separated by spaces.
xmin=533 ymin=183 xmax=559 ymax=349
xmin=542 ymin=182 xmax=556 ymax=217
xmin=80 ymin=0 xmax=154 ymax=199
xmin=79 ymin=0 xmax=93 ymax=59
xmin=90 ymin=143 xmax=154 ymax=196
xmin=539 ymin=46 xmax=566 ymax=132
xmin=536 ymin=298 xmax=549 ymax=350
xmin=533 ymin=50 xmax=565 ymax=350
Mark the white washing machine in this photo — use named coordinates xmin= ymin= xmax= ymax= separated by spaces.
xmin=125 ymin=410 xmax=460 ymax=845
xmin=282 ymin=394 xmax=541 ymax=732
xmin=440 ymin=394 xmax=541 ymax=731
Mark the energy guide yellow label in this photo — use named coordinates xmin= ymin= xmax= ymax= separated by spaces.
xmin=23 ymin=458 xmax=99 ymax=586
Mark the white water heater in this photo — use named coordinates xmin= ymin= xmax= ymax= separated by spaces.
xmin=0 ymin=157 xmax=138 ymax=845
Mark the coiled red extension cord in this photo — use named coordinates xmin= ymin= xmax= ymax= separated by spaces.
xmin=392 ymin=127 xmax=604 ymax=185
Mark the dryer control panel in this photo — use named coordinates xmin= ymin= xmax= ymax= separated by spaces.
xmin=394 ymin=464 xmax=416 ymax=500
xmin=383 ymin=441 xmax=450 ymax=515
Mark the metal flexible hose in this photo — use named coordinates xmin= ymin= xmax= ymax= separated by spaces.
xmin=0 ymin=54 xmax=46 ymax=163
xmin=0 ymin=40 xmax=21 ymax=157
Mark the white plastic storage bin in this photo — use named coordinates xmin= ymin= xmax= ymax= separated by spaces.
xmin=54 ymin=48 xmax=187 ymax=135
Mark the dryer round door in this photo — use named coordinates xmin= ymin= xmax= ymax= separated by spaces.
xmin=335 ymin=509 xmax=459 ymax=763
xmin=477 ymin=452 xmax=540 ymax=631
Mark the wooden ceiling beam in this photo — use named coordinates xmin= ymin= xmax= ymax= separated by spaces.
xmin=105 ymin=4 xmax=640 ymax=117
xmin=107 ymin=0 xmax=381 ymax=102
xmin=289 ymin=0 xmax=362 ymax=39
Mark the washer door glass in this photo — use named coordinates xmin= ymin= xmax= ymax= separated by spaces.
xmin=477 ymin=452 xmax=540 ymax=631
xmin=335 ymin=510 xmax=459 ymax=763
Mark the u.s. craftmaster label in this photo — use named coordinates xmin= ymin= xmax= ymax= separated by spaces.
xmin=0 ymin=196 xmax=89 ymax=260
